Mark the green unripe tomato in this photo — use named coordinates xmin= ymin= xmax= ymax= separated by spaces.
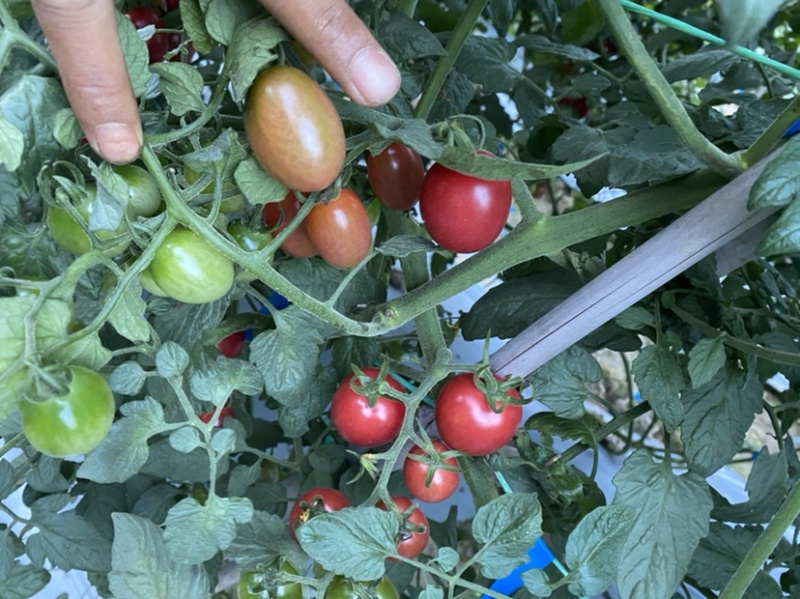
xmin=47 ymin=185 xmax=130 ymax=256
xmin=325 ymin=576 xmax=399 ymax=599
xmin=112 ymin=164 xmax=163 ymax=218
xmin=140 ymin=267 xmax=169 ymax=297
xmin=238 ymin=559 xmax=302 ymax=599
xmin=228 ymin=222 xmax=271 ymax=252
xmin=19 ymin=366 xmax=115 ymax=458
xmin=148 ymin=227 xmax=234 ymax=304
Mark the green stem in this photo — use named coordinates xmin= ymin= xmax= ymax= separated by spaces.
xmin=719 ymin=481 xmax=800 ymax=599
xmin=597 ymin=0 xmax=742 ymax=177
xmin=668 ymin=303 xmax=800 ymax=367
xmin=551 ymin=401 xmax=652 ymax=466
xmin=740 ymin=95 xmax=800 ymax=167
xmin=414 ymin=0 xmax=488 ymax=121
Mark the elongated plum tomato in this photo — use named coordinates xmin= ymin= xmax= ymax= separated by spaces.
xmin=418 ymin=151 xmax=512 ymax=253
xmin=434 ymin=372 xmax=522 ymax=456
xmin=366 ymin=142 xmax=425 ymax=211
xmin=262 ymin=192 xmax=317 ymax=258
xmin=288 ymin=487 xmax=350 ymax=538
xmin=403 ymin=440 xmax=460 ymax=503
xmin=20 ymin=366 xmax=115 ymax=458
xmin=331 ymin=367 xmax=405 ymax=447
xmin=305 ymin=188 xmax=372 ymax=269
xmin=244 ymin=65 xmax=345 ymax=192
xmin=148 ymin=227 xmax=234 ymax=304
xmin=377 ymin=496 xmax=430 ymax=559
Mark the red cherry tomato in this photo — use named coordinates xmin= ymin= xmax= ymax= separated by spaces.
xmin=216 ymin=330 xmax=246 ymax=358
xmin=330 ymin=367 xmax=406 ymax=447
xmin=403 ymin=441 xmax=460 ymax=503
xmin=418 ymin=152 xmax=512 ymax=253
xmin=199 ymin=404 xmax=236 ymax=427
xmin=305 ymin=188 xmax=372 ymax=269
xmin=262 ymin=192 xmax=318 ymax=258
xmin=288 ymin=487 xmax=351 ymax=538
xmin=366 ymin=142 xmax=425 ymax=211
xmin=434 ymin=372 xmax=522 ymax=456
xmin=557 ymin=96 xmax=589 ymax=118
xmin=377 ymin=496 xmax=429 ymax=559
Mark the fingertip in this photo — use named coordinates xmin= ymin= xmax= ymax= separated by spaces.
xmin=90 ymin=122 xmax=143 ymax=165
xmin=349 ymin=47 xmax=401 ymax=107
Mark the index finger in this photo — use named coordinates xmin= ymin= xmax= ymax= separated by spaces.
xmin=32 ymin=0 xmax=142 ymax=164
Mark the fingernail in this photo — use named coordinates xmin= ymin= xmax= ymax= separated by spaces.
xmin=351 ymin=47 xmax=401 ymax=106
xmin=92 ymin=123 xmax=142 ymax=164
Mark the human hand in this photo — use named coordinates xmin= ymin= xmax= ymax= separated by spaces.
xmin=31 ymin=0 xmax=401 ymax=164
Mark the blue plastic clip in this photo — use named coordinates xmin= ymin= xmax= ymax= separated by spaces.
xmin=482 ymin=538 xmax=556 ymax=598
xmin=783 ymin=118 xmax=800 ymax=138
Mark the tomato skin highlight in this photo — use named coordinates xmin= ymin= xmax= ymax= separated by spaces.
xmin=434 ymin=372 xmax=522 ymax=456
xmin=330 ymin=367 xmax=405 ymax=447
xmin=377 ymin=496 xmax=430 ymax=559
xmin=20 ymin=366 xmax=115 ymax=458
xmin=325 ymin=576 xmax=399 ymax=599
xmin=366 ymin=142 xmax=425 ymax=211
xmin=244 ymin=66 xmax=345 ymax=192
xmin=306 ymin=188 xmax=372 ymax=269
xmin=148 ymin=227 xmax=234 ymax=304
xmin=288 ymin=487 xmax=351 ymax=538
xmin=418 ymin=157 xmax=512 ymax=253
xmin=262 ymin=192 xmax=318 ymax=258
xmin=403 ymin=440 xmax=460 ymax=503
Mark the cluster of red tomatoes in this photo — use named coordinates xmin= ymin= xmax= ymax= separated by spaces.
xmin=125 ymin=0 xmax=191 ymax=64
xmin=244 ymin=65 xmax=514 ymax=262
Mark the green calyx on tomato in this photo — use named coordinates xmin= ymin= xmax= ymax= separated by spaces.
xmin=403 ymin=440 xmax=460 ymax=503
xmin=148 ymin=227 xmax=234 ymax=304
xmin=238 ymin=558 xmax=301 ymax=599
xmin=306 ymin=188 xmax=373 ymax=269
xmin=19 ymin=365 xmax=115 ymax=458
xmin=244 ymin=65 xmax=345 ymax=192
xmin=377 ymin=495 xmax=430 ymax=559
xmin=324 ymin=576 xmax=399 ymax=599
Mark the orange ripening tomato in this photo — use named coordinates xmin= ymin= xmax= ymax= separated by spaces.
xmin=306 ymin=188 xmax=372 ymax=268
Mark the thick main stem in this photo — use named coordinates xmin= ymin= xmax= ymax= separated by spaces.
xmin=596 ymin=0 xmax=742 ymax=177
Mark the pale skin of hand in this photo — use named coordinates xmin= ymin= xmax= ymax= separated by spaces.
xmin=30 ymin=0 xmax=402 ymax=164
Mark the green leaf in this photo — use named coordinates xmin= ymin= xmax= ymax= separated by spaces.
xmin=109 ymin=513 xmax=210 ymax=599
xmin=515 ymin=34 xmax=599 ymax=61
xmin=156 ymin=341 xmax=190 ymax=379
xmin=687 ymin=337 xmax=726 ymax=389
xmin=164 ymin=495 xmax=254 ymax=564
xmin=631 ymin=342 xmax=685 ymax=431
xmin=525 ymin=412 xmax=597 ymax=448
xmin=108 ymin=283 xmax=150 ymax=343
xmin=250 ymin=307 xmax=331 ymax=405
xmin=189 ymin=356 xmax=263 ymax=407
xmin=152 ymin=296 xmax=229 ymax=347
xmin=0 ymin=531 xmax=50 ymax=599
xmin=378 ymin=11 xmax=446 ymax=60
xmin=686 ymin=522 xmax=780 ymax=598
xmin=612 ymin=450 xmax=712 ymax=599
xmin=418 ymin=587 xmax=445 ymax=599
xmin=308 ymin=443 xmax=347 ymax=473
xmin=180 ymin=0 xmax=215 ymax=54
xmin=142 ymin=439 xmax=226 ymax=482
xmin=27 ymin=455 xmax=70 ymax=493
xmin=78 ymin=397 xmax=172 ymax=483
xmin=204 ymin=0 xmax=263 ymax=45
xmin=0 ymin=460 xmax=13 ymax=499
xmin=26 ymin=494 xmax=112 ymax=572
xmin=564 ymin=505 xmax=636 ymax=596
xmin=455 ymin=36 xmax=519 ymax=93
xmin=297 ymin=507 xmax=397 ymax=580
xmin=233 ymin=157 xmax=288 ymax=205
xmin=228 ymin=462 xmax=261 ymax=497
xmin=169 ymin=426 xmax=203 ymax=454
xmin=614 ymin=306 xmax=655 ymax=331
xmin=227 ymin=510 xmax=306 ymax=570
xmin=462 ymin=270 xmax=581 ymax=340
xmin=681 ymin=367 xmax=763 ymax=476
xmin=210 ymin=427 xmax=237 ymax=456
xmin=277 ymin=365 xmax=338 ymax=437
xmin=110 ymin=361 xmax=148 ymax=395
xmin=0 ymin=114 xmax=24 ymax=171
xmin=472 ymin=493 xmax=543 ymax=579
xmin=182 ymin=129 xmax=247 ymax=181
xmin=436 ymin=547 xmax=460 ymax=572
xmin=528 ymin=346 xmax=602 ymax=419
xmin=150 ymin=62 xmax=206 ymax=116
xmin=521 ymin=569 xmax=552 ymax=596
xmin=376 ymin=235 xmax=439 ymax=257
xmin=718 ymin=0 xmax=787 ymax=46
xmin=52 ymin=107 xmax=82 ymax=150
xmin=228 ymin=17 xmax=287 ymax=101
xmin=116 ymin=10 xmax=150 ymax=97
xmin=757 ymin=197 xmax=800 ymax=256
xmin=661 ymin=48 xmax=740 ymax=83
xmin=748 ymin=136 xmax=800 ymax=209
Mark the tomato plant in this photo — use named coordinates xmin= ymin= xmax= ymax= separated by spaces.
xmin=418 ymin=154 xmax=512 ymax=253
xmin=403 ymin=440 xmax=460 ymax=503
xmin=147 ymin=227 xmax=234 ymax=304
xmin=305 ymin=188 xmax=372 ymax=269
xmin=244 ymin=65 xmax=345 ymax=192
xmin=324 ymin=576 xmax=399 ymax=599
xmin=288 ymin=487 xmax=351 ymax=538
xmin=19 ymin=366 xmax=115 ymax=458
xmin=330 ymin=367 xmax=405 ymax=447
xmin=434 ymin=372 xmax=522 ymax=457
xmin=262 ymin=192 xmax=318 ymax=258
xmin=366 ymin=142 xmax=425 ymax=211
xmin=377 ymin=495 xmax=430 ymax=559
xmin=238 ymin=559 xmax=301 ymax=599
